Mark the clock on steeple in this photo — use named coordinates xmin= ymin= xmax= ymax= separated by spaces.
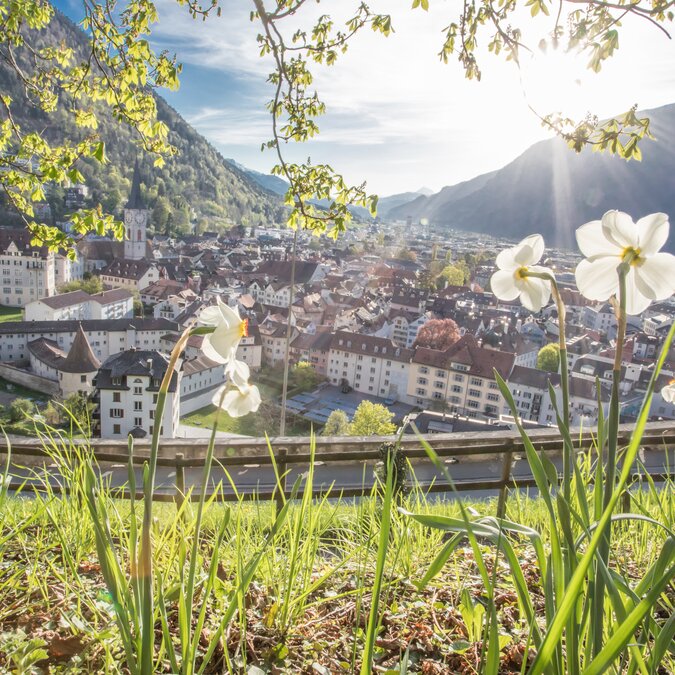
xmin=124 ymin=160 xmax=149 ymax=261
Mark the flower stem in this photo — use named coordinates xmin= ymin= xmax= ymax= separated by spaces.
xmin=138 ymin=324 xmax=193 ymax=674
xmin=591 ymin=262 xmax=628 ymax=658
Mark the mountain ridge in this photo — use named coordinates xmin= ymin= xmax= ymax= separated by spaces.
xmin=389 ymin=103 xmax=675 ymax=252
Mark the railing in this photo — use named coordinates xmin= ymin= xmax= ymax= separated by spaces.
xmin=2 ymin=421 xmax=673 ymax=516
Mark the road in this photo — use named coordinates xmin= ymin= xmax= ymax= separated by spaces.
xmin=7 ymin=447 xmax=673 ymax=501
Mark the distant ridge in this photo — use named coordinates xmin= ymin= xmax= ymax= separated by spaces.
xmin=389 ymin=103 xmax=675 ymax=252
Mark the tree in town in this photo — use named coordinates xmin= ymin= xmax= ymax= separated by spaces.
xmin=439 ymin=262 xmax=469 ymax=287
xmin=414 ymin=318 xmax=461 ymax=351
xmin=322 ymin=409 xmax=350 ymax=436
xmin=537 ymin=343 xmax=561 ymax=373
xmin=58 ymin=274 xmax=104 ymax=295
xmin=8 ymin=398 xmax=34 ymax=423
xmin=290 ymin=362 xmax=322 ymax=393
xmin=348 ymin=401 xmax=396 ymax=436
xmin=396 ymin=248 xmax=417 ymax=263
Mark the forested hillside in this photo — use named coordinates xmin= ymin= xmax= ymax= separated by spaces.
xmin=0 ymin=9 xmax=285 ymax=235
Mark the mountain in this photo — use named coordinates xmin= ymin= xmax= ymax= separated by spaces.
xmin=228 ymin=160 xmax=427 ymax=221
xmin=389 ymin=103 xmax=675 ymax=252
xmin=0 ymin=10 xmax=285 ymax=234
xmin=225 ymin=159 xmax=289 ymax=196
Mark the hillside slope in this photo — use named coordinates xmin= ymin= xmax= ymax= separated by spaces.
xmin=390 ymin=104 xmax=675 ymax=251
xmin=0 ymin=9 xmax=284 ymax=233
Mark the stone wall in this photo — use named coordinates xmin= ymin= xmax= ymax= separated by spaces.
xmin=0 ymin=364 xmax=60 ymax=397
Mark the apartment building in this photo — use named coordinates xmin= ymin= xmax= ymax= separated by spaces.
xmin=95 ymin=350 xmax=180 ymax=439
xmin=327 ymin=331 xmax=413 ymax=402
xmin=0 ymin=318 xmax=179 ymax=364
xmin=25 ymin=289 xmax=134 ymax=322
xmin=407 ymin=334 xmax=514 ymax=417
xmin=0 ymin=228 xmax=56 ymax=307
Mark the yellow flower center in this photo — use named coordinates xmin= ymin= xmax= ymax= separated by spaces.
xmin=515 ymin=266 xmax=529 ymax=280
xmin=621 ymin=246 xmax=643 ymax=266
xmin=239 ymin=318 xmax=249 ymax=338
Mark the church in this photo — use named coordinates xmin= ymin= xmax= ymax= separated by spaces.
xmin=89 ymin=162 xmax=165 ymax=290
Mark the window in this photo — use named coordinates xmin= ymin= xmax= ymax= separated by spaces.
xmin=81 ymin=375 xmax=87 ymax=383
xmin=487 ymin=393 xmax=500 ymax=402
xmin=134 ymin=401 xmax=142 ymax=411
xmin=113 ymin=424 xmax=121 ymax=435
xmin=416 ymin=388 xmax=426 ymax=396
xmin=432 ymin=391 xmax=443 ymax=400
xmin=134 ymin=386 xmax=142 ymax=395
xmin=111 ymin=408 xmax=124 ymax=418
xmin=434 ymin=381 xmax=444 ymax=389
xmin=452 ymin=385 xmax=461 ymax=393
xmin=112 ymin=377 xmax=122 ymax=386
xmin=468 ymin=389 xmax=481 ymax=398
xmin=470 ymin=377 xmax=482 ymax=386
xmin=417 ymin=377 xmax=428 ymax=385
xmin=134 ymin=417 xmax=142 ymax=426
xmin=454 ymin=374 xmax=464 ymax=382
xmin=435 ymin=369 xmax=445 ymax=377
xmin=419 ymin=366 xmax=429 ymax=374
xmin=467 ymin=400 xmax=480 ymax=409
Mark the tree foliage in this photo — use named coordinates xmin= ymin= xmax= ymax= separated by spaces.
xmin=348 ymin=401 xmax=396 ymax=436
xmin=321 ymin=409 xmax=350 ymax=436
xmin=414 ymin=318 xmax=461 ymax=351
xmin=58 ymin=274 xmax=103 ymax=295
xmin=1 ymin=0 xmax=668 ymax=254
xmin=537 ymin=343 xmax=561 ymax=372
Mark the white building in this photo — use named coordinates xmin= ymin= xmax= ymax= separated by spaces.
xmin=27 ymin=324 xmax=101 ymax=397
xmin=327 ymin=331 xmax=413 ymax=402
xmin=96 ymin=350 xmax=180 ymax=439
xmin=0 ymin=317 xmax=179 ymax=365
xmin=24 ymin=289 xmax=134 ymax=322
xmin=0 ymin=228 xmax=56 ymax=307
xmin=407 ymin=335 xmax=514 ymax=417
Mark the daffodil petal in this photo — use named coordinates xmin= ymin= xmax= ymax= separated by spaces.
xmin=218 ymin=299 xmax=242 ymax=326
xmin=624 ymin=267 xmax=653 ymax=315
xmin=516 ymin=276 xmax=550 ymax=312
xmin=633 ymin=252 xmax=675 ymax=301
xmin=198 ymin=305 xmax=225 ymax=326
xmin=576 ymin=220 xmax=619 ymax=258
xmin=602 ymin=210 xmax=638 ymax=249
xmin=495 ymin=247 xmax=520 ymax=271
xmin=575 ymin=256 xmax=620 ymax=301
xmin=226 ymin=358 xmax=251 ymax=388
xmin=490 ymin=269 xmax=520 ymax=301
xmin=200 ymin=335 xmax=231 ymax=364
xmin=221 ymin=385 xmax=261 ymax=418
xmin=636 ymin=213 xmax=669 ymax=257
xmin=662 ymin=383 xmax=675 ymax=404
xmin=519 ymin=234 xmax=545 ymax=264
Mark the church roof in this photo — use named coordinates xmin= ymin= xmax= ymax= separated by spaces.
xmin=125 ymin=159 xmax=147 ymax=210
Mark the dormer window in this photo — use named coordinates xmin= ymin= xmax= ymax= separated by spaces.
xmin=111 ymin=377 xmax=122 ymax=386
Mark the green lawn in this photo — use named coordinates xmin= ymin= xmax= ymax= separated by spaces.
xmin=0 ymin=306 xmax=22 ymax=323
xmin=182 ymin=403 xmax=312 ymax=436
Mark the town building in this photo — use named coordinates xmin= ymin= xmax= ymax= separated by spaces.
xmin=25 ymin=289 xmax=134 ymax=322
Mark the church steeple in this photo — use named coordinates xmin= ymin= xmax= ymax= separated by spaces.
xmin=124 ymin=159 xmax=149 ymax=261
xmin=125 ymin=159 xmax=146 ymax=210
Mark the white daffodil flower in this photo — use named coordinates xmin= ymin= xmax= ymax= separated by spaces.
xmin=490 ymin=234 xmax=553 ymax=312
xmin=575 ymin=211 xmax=675 ymax=315
xmin=226 ymin=358 xmax=250 ymax=388
xmin=662 ymin=380 xmax=675 ymax=404
xmin=198 ymin=298 xmax=249 ymax=364
xmin=213 ymin=382 xmax=262 ymax=418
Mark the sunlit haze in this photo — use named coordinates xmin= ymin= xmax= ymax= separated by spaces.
xmin=60 ymin=0 xmax=675 ymax=196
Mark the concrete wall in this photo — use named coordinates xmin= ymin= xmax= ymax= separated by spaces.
xmin=0 ymin=363 xmax=60 ymax=396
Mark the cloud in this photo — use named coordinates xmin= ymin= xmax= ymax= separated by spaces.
xmin=150 ymin=0 xmax=675 ymax=194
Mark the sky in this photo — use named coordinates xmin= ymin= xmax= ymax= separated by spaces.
xmin=57 ymin=0 xmax=675 ymax=196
